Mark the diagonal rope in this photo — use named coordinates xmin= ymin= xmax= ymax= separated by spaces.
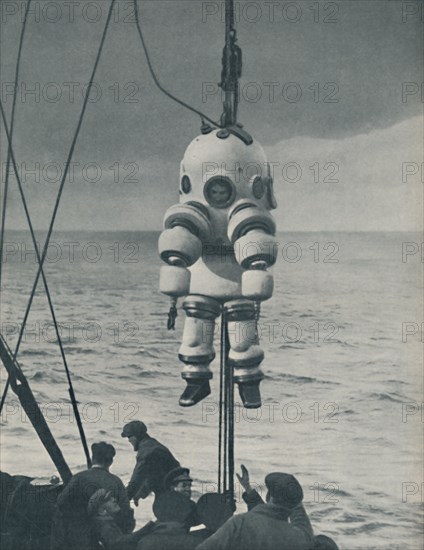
xmin=0 ymin=0 xmax=117 ymax=457
xmin=0 ymin=101 xmax=90 ymax=466
xmin=3 ymin=0 xmax=116 ymax=359
xmin=133 ymin=0 xmax=222 ymax=129
xmin=0 ymin=0 xmax=32 ymax=293
xmin=0 ymin=0 xmax=33 ymax=415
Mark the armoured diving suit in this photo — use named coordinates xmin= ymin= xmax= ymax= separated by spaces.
xmin=158 ymin=128 xmax=278 ymax=408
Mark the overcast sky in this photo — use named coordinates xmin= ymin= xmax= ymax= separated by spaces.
xmin=1 ymin=0 xmax=422 ymax=231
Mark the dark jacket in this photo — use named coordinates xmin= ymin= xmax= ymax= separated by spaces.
xmin=56 ymin=466 xmax=134 ymax=550
xmin=92 ymin=515 xmax=155 ymax=550
xmin=136 ymin=521 xmax=202 ymax=550
xmin=187 ymin=498 xmax=202 ymax=529
xmin=160 ymin=491 xmax=201 ymax=530
xmin=196 ymin=502 xmax=313 ymax=550
xmin=127 ymin=435 xmax=180 ymax=500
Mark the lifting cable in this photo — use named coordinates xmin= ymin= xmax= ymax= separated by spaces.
xmin=221 ymin=0 xmax=241 ymax=127
xmin=227 ymin=320 xmax=235 ymax=499
xmin=223 ymin=316 xmax=228 ymax=494
xmin=218 ymin=310 xmax=235 ymax=501
xmin=133 ymin=0 xmax=223 ymax=130
xmin=0 ymin=0 xmax=117 ymax=464
xmin=218 ymin=316 xmax=225 ymax=492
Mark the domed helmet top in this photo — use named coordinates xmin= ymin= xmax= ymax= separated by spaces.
xmin=179 ymin=130 xmax=277 ymax=215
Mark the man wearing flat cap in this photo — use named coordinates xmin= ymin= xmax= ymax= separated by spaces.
xmin=121 ymin=420 xmax=180 ymax=505
xmin=197 ymin=471 xmax=313 ymax=550
xmin=236 ymin=466 xmax=339 ymax=550
xmin=55 ymin=442 xmax=134 ymax=550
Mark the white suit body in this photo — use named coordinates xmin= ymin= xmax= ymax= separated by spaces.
xmin=159 ymin=129 xmax=278 ymax=406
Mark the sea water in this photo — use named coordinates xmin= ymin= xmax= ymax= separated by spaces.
xmin=1 ymin=230 xmax=422 ymax=549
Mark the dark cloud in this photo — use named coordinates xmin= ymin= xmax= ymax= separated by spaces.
xmin=1 ymin=0 xmax=422 ymax=230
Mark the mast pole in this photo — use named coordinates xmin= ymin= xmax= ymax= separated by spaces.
xmin=0 ymin=334 xmax=72 ymax=483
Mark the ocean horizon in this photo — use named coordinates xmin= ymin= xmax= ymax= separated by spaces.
xmin=1 ymin=229 xmax=423 ymax=549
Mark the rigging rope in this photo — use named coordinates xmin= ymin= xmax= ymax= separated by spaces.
xmin=0 ymin=0 xmax=32 ymax=301
xmin=0 ymin=0 xmax=116 ymax=363
xmin=0 ymin=378 xmax=10 ymax=413
xmin=0 ymin=101 xmax=91 ymax=467
xmin=133 ymin=0 xmax=223 ymax=130
xmin=0 ymin=0 xmax=33 ymax=417
xmin=0 ymin=0 xmax=117 ymax=465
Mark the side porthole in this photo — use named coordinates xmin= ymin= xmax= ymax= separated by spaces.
xmin=250 ymin=175 xmax=265 ymax=199
xmin=181 ymin=175 xmax=192 ymax=194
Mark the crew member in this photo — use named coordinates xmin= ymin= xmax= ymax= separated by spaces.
xmin=55 ymin=442 xmax=134 ymax=550
xmin=88 ymin=489 xmax=154 ymax=550
xmin=163 ymin=466 xmax=201 ymax=528
xmin=197 ymin=471 xmax=313 ymax=550
xmin=195 ymin=492 xmax=235 ymax=540
xmin=137 ymin=492 xmax=203 ymax=550
xmin=121 ymin=420 xmax=180 ymax=505
xmin=236 ymin=465 xmax=338 ymax=550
